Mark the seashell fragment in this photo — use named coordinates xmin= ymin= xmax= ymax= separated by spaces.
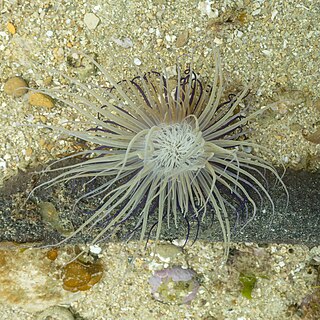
xmin=149 ymin=267 xmax=199 ymax=305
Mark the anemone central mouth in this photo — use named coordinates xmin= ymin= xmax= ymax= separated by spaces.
xmin=144 ymin=121 xmax=206 ymax=175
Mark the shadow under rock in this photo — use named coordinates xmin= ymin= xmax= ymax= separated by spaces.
xmin=0 ymin=160 xmax=319 ymax=247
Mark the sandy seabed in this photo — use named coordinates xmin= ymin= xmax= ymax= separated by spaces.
xmin=0 ymin=0 xmax=319 ymax=319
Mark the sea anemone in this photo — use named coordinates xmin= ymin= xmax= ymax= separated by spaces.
xmin=32 ymin=49 xmax=287 ymax=257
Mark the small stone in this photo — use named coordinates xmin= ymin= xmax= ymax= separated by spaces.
xmin=39 ymin=115 xmax=48 ymax=123
xmin=84 ymin=12 xmax=100 ymax=30
xmin=252 ymin=8 xmax=261 ymax=16
xmin=89 ymin=245 xmax=102 ymax=255
xmin=62 ymin=260 xmax=103 ymax=292
xmin=38 ymin=202 xmax=74 ymax=236
xmin=7 ymin=22 xmax=16 ymax=35
xmin=39 ymin=138 xmax=46 ymax=147
xmin=38 ymin=202 xmax=59 ymax=225
xmin=25 ymin=147 xmax=33 ymax=157
xmin=29 ymin=92 xmax=54 ymax=109
xmin=213 ymin=37 xmax=223 ymax=45
xmin=262 ymin=49 xmax=272 ymax=56
xmin=46 ymin=30 xmax=53 ymax=37
xmin=176 ymin=30 xmax=189 ymax=47
xmin=197 ymin=1 xmax=218 ymax=18
xmin=155 ymin=243 xmax=182 ymax=260
xmin=133 ymin=57 xmax=142 ymax=66
xmin=165 ymin=34 xmax=172 ymax=42
xmin=111 ymin=37 xmax=133 ymax=48
xmin=303 ymin=128 xmax=320 ymax=144
xmin=4 ymin=76 xmax=28 ymax=97
xmin=46 ymin=248 xmax=58 ymax=261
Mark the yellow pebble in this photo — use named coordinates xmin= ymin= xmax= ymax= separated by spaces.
xmin=46 ymin=248 xmax=58 ymax=261
xmin=29 ymin=92 xmax=54 ymax=109
xmin=176 ymin=30 xmax=189 ymax=48
xmin=45 ymin=143 xmax=54 ymax=152
xmin=7 ymin=22 xmax=16 ymax=35
xmin=39 ymin=115 xmax=48 ymax=123
xmin=39 ymin=138 xmax=46 ymax=147
xmin=25 ymin=147 xmax=33 ymax=157
xmin=4 ymin=76 xmax=28 ymax=97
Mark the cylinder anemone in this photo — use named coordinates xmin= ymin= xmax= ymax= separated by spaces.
xmin=33 ymin=50 xmax=288 ymax=257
